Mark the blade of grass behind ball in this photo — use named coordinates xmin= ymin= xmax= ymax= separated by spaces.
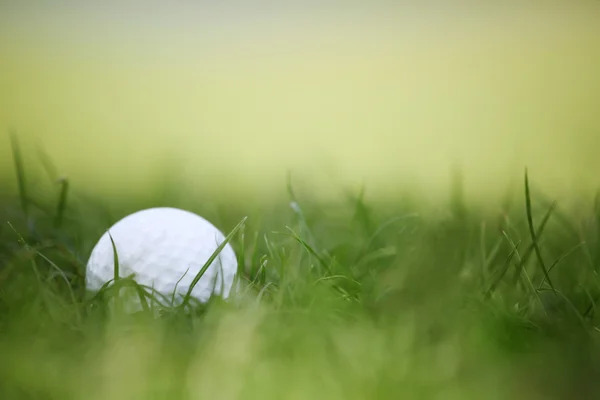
xmin=128 ymin=279 xmax=150 ymax=312
xmin=179 ymin=216 xmax=247 ymax=309
xmin=171 ymin=267 xmax=190 ymax=305
xmin=93 ymin=277 xmax=152 ymax=312
xmin=9 ymin=130 xmax=28 ymax=215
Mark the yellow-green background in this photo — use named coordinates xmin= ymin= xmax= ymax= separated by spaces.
xmin=1 ymin=4 xmax=599 ymax=202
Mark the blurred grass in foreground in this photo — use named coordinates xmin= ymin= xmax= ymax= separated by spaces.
xmin=2 ymin=135 xmax=600 ymax=399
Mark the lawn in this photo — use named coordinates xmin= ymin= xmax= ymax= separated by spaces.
xmin=2 ymin=134 xmax=600 ymax=399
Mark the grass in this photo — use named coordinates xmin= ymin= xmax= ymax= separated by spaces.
xmin=2 ymin=136 xmax=600 ymax=399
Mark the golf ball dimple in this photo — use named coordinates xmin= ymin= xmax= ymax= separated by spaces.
xmin=86 ymin=207 xmax=237 ymax=306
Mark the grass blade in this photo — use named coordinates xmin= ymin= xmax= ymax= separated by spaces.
xmin=108 ymin=232 xmax=122 ymax=313
xmin=485 ymin=233 xmax=521 ymax=298
xmin=511 ymin=199 xmax=556 ymax=284
xmin=179 ymin=216 xmax=247 ymax=309
xmin=537 ymin=242 xmax=585 ymax=290
xmin=108 ymin=233 xmax=120 ymax=283
xmin=284 ymin=226 xmax=332 ymax=275
xmin=238 ymin=220 xmax=246 ymax=279
xmin=54 ymin=177 xmax=69 ymax=228
xmin=171 ymin=267 xmax=190 ymax=305
xmin=524 ymin=169 xmax=556 ymax=293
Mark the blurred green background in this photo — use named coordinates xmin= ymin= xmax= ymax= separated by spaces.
xmin=1 ymin=4 xmax=599 ymax=202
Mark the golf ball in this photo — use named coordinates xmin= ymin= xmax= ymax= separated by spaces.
xmin=86 ymin=207 xmax=237 ymax=307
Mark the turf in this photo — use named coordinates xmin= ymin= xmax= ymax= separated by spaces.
xmin=2 ymin=136 xmax=600 ymax=399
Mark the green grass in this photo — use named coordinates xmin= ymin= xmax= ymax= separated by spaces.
xmin=2 ymin=136 xmax=600 ymax=399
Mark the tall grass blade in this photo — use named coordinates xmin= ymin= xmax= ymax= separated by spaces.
xmin=108 ymin=232 xmax=122 ymax=313
xmin=512 ymin=200 xmax=556 ymax=284
xmin=524 ymin=170 xmax=556 ymax=293
xmin=179 ymin=216 xmax=247 ymax=309
xmin=54 ymin=178 xmax=69 ymax=228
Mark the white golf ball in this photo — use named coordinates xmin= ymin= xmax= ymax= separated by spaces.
xmin=86 ymin=207 xmax=237 ymax=308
